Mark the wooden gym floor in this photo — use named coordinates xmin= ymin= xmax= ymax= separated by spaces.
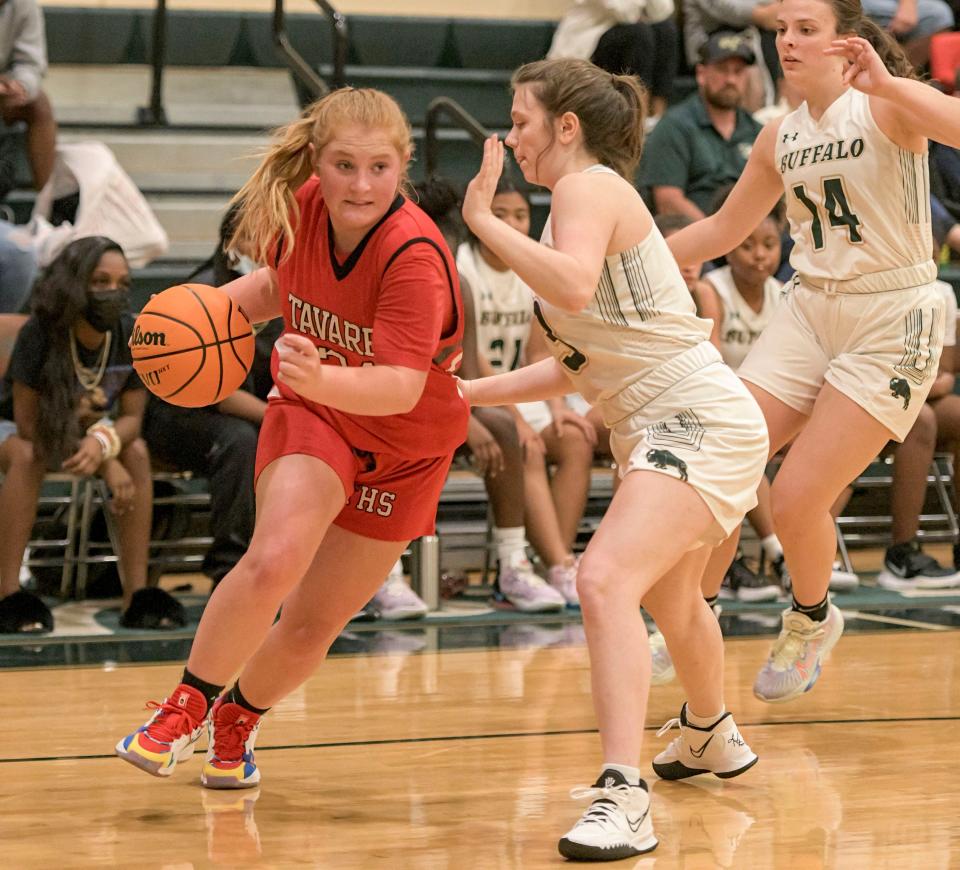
xmin=2 ymin=616 xmax=959 ymax=867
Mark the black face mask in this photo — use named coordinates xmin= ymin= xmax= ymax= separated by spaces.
xmin=83 ymin=290 xmax=129 ymax=332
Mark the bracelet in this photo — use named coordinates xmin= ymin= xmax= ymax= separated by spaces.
xmin=90 ymin=430 xmax=111 ymax=458
xmin=86 ymin=421 xmax=122 ymax=460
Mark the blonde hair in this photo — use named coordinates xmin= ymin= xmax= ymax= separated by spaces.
xmin=229 ymin=88 xmax=413 ymax=265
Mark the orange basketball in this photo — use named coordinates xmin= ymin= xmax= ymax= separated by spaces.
xmin=131 ymin=284 xmax=255 ymax=407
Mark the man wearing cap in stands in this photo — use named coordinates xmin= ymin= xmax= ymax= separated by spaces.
xmin=639 ymin=30 xmax=762 ymax=220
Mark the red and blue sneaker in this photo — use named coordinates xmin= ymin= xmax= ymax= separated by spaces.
xmin=201 ymin=697 xmax=262 ymax=789
xmin=115 ymin=683 xmax=207 ymax=777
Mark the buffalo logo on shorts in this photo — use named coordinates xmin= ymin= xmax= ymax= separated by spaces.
xmin=889 ymin=377 xmax=911 ymax=410
xmin=646 ymin=449 xmax=688 ymax=482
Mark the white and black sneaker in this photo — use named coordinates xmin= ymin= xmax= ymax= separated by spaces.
xmin=877 ymin=540 xmax=960 ymax=590
xmin=558 ymin=769 xmax=657 ymax=861
xmin=652 ymin=704 xmax=757 ymax=781
xmin=723 ymin=556 xmax=781 ymax=603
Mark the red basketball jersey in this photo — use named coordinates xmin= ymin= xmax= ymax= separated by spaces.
xmin=273 ymin=176 xmax=468 ymax=458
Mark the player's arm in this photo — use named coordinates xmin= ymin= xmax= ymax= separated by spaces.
xmin=220 ymin=267 xmax=282 ymax=324
xmin=461 ymin=356 xmax=574 ymax=407
xmin=463 ymin=137 xmax=613 ymax=313
xmin=667 ymin=121 xmax=785 ymax=267
xmin=276 ymin=333 xmax=428 ymax=414
xmin=827 ymin=36 xmax=960 ymax=150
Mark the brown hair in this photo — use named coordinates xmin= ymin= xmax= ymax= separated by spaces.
xmin=821 ymin=0 xmax=919 ymax=79
xmin=228 ymin=88 xmax=413 ymax=265
xmin=511 ymin=59 xmax=648 ymax=179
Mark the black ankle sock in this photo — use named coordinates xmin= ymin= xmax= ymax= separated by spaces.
xmin=704 ymin=594 xmax=719 ymax=609
xmin=229 ymin=682 xmax=271 ymax=716
xmin=791 ymin=595 xmax=829 ymax=623
xmin=181 ymin=668 xmax=224 ymax=712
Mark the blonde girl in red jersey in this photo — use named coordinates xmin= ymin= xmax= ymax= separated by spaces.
xmin=116 ymin=89 xmax=468 ymax=789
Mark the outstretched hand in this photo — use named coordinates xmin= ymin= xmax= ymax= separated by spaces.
xmin=462 ymin=135 xmax=505 ymax=232
xmin=276 ymin=333 xmax=323 ymax=402
xmin=824 ymin=37 xmax=894 ymax=96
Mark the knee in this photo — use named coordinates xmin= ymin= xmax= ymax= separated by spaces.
xmin=235 ymin=539 xmax=307 ymax=598
xmin=2 ymin=435 xmax=44 ymax=477
xmin=576 ymin=554 xmax=629 ymax=613
xmin=120 ymin=437 xmax=151 ymax=474
xmin=905 ymin=404 xmax=937 ymax=449
xmin=553 ymin=428 xmax=594 ymax=467
xmin=212 ymin=419 xmax=259 ymax=464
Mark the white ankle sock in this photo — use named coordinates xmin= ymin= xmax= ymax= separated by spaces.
xmin=685 ymin=704 xmax=726 ymax=729
xmin=601 ymin=762 xmax=640 ymax=786
xmin=493 ymin=526 xmax=527 ymax=568
xmin=761 ymin=535 xmax=783 ymax=561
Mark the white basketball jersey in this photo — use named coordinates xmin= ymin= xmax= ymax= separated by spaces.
xmin=777 ymin=88 xmax=932 ymax=282
xmin=456 ymin=242 xmax=533 ymax=372
xmin=537 ymin=165 xmax=713 ymax=407
xmin=705 ymin=266 xmax=783 ymax=370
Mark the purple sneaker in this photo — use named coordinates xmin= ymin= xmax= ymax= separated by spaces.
xmin=493 ymin=561 xmax=565 ymax=612
xmin=373 ymin=574 xmax=428 ymax=620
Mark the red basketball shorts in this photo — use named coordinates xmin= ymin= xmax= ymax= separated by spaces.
xmin=255 ymin=398 xmax=453 ymax=541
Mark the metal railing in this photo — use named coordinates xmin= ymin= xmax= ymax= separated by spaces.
xmin=274 ymin=0 xmax=349 ymax=102
xmin=138 ymin=0 xmax=348 ymax=126
xmin=423 ymin=97 xmax=493 ymax=178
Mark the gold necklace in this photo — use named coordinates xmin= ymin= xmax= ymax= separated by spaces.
xmin=70 ymin=329 xmax=112 ymax=391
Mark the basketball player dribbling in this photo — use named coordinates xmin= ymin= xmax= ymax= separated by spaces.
xmin=461 ymin=59 xmax=769 ymax=860
xmin=115 ymin=89 xmax=468 ymax=788
xmin=667 ymin=0 xmax=960 ymax=703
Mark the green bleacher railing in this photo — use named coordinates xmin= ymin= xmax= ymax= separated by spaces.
xmin=274 ymin=0 xmax=349 ymax=100
xmin=138 ymin=0 xmax=349 ymax=125
xmin=424 ymin=97 xmax=493 ymax=179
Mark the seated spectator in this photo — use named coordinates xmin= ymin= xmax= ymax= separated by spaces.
xmin=682 ymin=0 xmax=782 ymax=110
xmin=928 ymin=279 xmax=960 ymax=570
xmin=876 ymin=278 xmax=960 ymax=589
xmin=143 ymin=207 xmax=281 ymax=592
xmin=457 ymin=176 xmax=593 ymax=610
xmin=639 ymin=30 xmax=762 ymax=219
xmin=548 ymin=0 xmax=678 ymax=120
xmin=862 ymin=0 xmax=954 ymax=69
xmin=0 ymin=236 xmax=185 ymax=633
xmin=0 ymin=0 xmax=57 ymax=189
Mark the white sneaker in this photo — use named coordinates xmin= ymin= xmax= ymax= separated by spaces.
xmin=652 ymin=705 xmax=757 ymax=780
xmin=493 ymin=560 xmax=565 ymax=612
xmin=558 ymin=769 xmax=657 ymax=860
xmin=372 ymin=572 xmax=428 ymax=620
xmin=829 ymin=562 xmax=860 ymax=592
xmin=649 ymin=629 xmax=675 ymax=686
xmin=753 ymin=604 xmax=844 ymax=703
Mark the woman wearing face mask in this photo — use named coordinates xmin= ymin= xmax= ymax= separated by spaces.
xmin=0 ymin=235 xmax=185 ymax=633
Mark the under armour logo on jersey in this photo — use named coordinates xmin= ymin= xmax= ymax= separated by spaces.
xmin=782 ymin=131 xmax=798 ymax=143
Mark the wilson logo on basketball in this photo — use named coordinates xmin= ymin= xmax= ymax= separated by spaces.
xmin=132 ymin=324 xmax=167 ymax=347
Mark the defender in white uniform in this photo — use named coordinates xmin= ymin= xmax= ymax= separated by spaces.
xmin=708 ymin=265 xmax=783 ymax=371
xmin=462 ymin=58 xmax=767 ymax=861
xmin=667 ymin=0 xmax=960 ymax=706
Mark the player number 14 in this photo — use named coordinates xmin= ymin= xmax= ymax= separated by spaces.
xmin=792 ymin=177 xmax=863 ymax=250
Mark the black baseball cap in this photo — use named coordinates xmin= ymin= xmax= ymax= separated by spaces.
xmin=698 ymin=30 xmax=756 ymax=66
